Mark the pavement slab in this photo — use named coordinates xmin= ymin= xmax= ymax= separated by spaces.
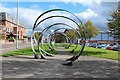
xmin=1 ymin=55 xmax=119 ymax=79
xmin=1 ymin=44 xmax=119 ymax=79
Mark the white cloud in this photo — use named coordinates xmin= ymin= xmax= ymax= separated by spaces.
xmin=0 ymin=2 xmax=118 ymax=36
xmin=30 ymin=4 xmax=40 ymax=9
xmin=18 ymin=7 xmax=42 ymax=26
xmin=61 ymin=0 xmax=117 ymax=31
xmin=74 ymin=8 xmax=109 ymax=30
xmin=50 ymin=5 xmax=58 ymax=9
xmin=61 ymin=0 xmax=101 ymax=6
xmin=76 ymin=9 xmax=98 ymax=19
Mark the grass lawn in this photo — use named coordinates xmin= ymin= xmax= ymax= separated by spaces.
xmin=1 ymin=43 xmax=120 ymax=61
xmin=1 ymin=43 xmax=58 ymax=57
xmin=60 ymin=43 xmax=120 ymax=60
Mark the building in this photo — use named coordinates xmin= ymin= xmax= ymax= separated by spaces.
xmin=0 ymin=12 xmax=26 ymax=42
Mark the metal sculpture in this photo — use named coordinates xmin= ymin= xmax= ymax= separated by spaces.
xmin=31 ymin=9 xmax=86 ymax=66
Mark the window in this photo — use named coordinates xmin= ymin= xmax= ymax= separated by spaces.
xmin=6 ymin=28 xmax=8 ymax=31
xmin=4 ymin=27 xmax=6 ymax=30
xmin=0 ymin=13 xmax=5 ymax=17
xmin=14 ymin=25 xmax=16 ymax=27
xmin=6 ymin=28 xmax=12 ymax=32
xmin=11 ymin=29 xmax=13 ymax=32
xmin=2 ymin=13 xmax=5 ymax=17
xmin=8 ymin=28 xmax=9 ymax=32
xmin=8 ymin=28 xmax=12 ymax=32
xmin=0 ymin=13 xmax=6 ymax=20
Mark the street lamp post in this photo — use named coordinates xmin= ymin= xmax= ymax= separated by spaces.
xmin=16 ymin=0 xmax=19 ymax=50
xmin=101 ymin=33 xmax=102 ymax=41
xmin=107 ymin=33 xmax=109 ymax=41
xmin=106 ymin=30 xmax=110 ymax=42
xmin=100 ymin=31 xmax=103 ymax=41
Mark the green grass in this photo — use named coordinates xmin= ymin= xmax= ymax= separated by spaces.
xmin=1 ymin=43 xmax=120 ymax=60
xmin=60 ymin=43 xmax=120 ymax=60
xmin=1 ymin=43 xmax=58 ymax=57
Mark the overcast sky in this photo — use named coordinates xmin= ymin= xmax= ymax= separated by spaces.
xmin=0 ymin=0 xmax=119 ymax=40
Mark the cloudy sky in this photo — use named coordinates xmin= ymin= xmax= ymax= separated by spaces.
xmin=0 ymin=0 xmax=119 ymax=40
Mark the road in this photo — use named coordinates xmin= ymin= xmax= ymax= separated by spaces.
xmin=0 ymin=42 xmax=31 ymax=54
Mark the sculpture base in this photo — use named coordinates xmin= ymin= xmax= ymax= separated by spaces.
xmin=40 ymin=55 xmax=46 ymax=59
xmin=62 ymin=62 xmax=73 ymax=66
xmin=34 ymin=54 xmax=40 ymax=59
xmin=46 ymin=54 xmax=54 ymax=57
xmin=70 ymin=49 xmax=74 ymax=53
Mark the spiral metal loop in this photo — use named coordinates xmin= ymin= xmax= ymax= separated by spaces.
xmin=31 ymin=9 xmax=86 ymax=65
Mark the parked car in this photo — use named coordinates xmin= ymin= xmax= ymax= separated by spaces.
xmin=97 ymin=43 xmax=107 ymax=48
xmin=89 ymin=43 xmax=98 ymax=48
xmin=79 ymin=43 xmax=83 ymax=45
xmin=106 ymin=46 xmax=115 ymax=50
xmin=112 ymin=46 xmax=120 ymax=51
xmin=100 ymin=44 xmax=111 ymax=49
xmin=85 ymin=43 xmax=90 ymax=46
xmin=106 ymin=43 xmax=120 ymax=50
xmin=106 ymin=44 xmax=116 ymax=50
xmin=111 ymin=43 xmax=120 ymax=47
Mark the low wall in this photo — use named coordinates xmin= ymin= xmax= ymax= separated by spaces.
xmin=80 ymin=40 xmax=120 ymax=44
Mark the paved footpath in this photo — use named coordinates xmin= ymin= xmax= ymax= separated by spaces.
xmin=1 ymin=45 xmax=119 ymax=79
xmin=57 ymin=44 xmax=69 ymax=55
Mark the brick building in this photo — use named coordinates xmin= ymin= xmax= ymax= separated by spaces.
xmin=0 ymin=12 xmax=26 ymax=41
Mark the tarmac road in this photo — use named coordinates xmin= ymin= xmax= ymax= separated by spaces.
xmin=0 ymin=42 xmax=31 ymax=54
